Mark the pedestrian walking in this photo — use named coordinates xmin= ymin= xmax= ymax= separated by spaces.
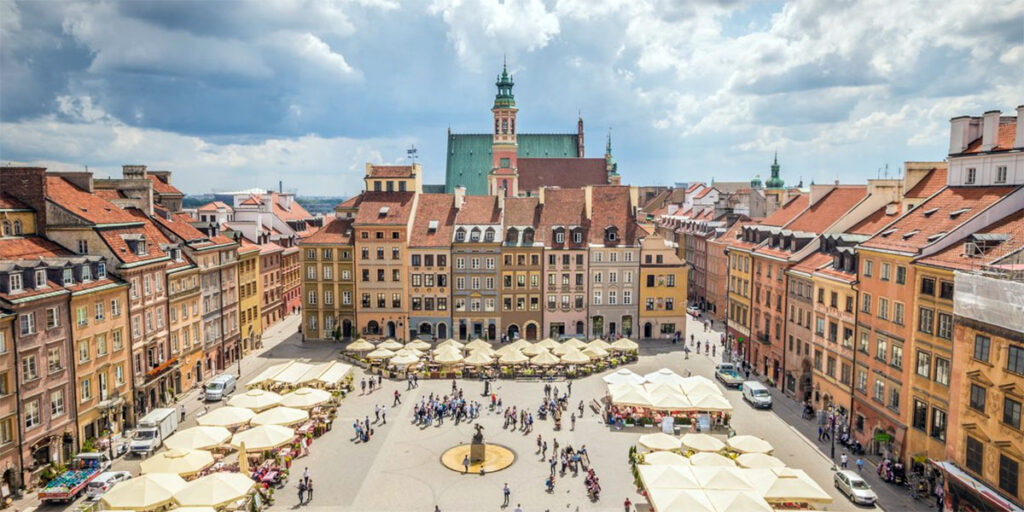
xmin=817 ymin=425 xmax=824 ymax=441
xmin=515 ymin=504 xmax=522 ymax=512
xmin=361 ymin=378 xmax=366 ymax=394
xmin=375 ymin=405 xmax=381 ymax=422
xmin=378 ymin=374 xmax=383 ymax=386
xmin=567 ymin=380 xmax=572 ymax=396
xmin=571 ymin=413 xmax=576 ymax=430
xmin=298 ymin=480 xmax=306 ymax=505
xmin=840 ymin=452 xmax=848 ymax=469
xmin=306 ymin=479 xmax=313 ymax=502
xmin=624 ymin=497 xmax=632 ymax=511
xmin=303 ymin=466 xmax=310 ymax=483
xmin=542 ymin=440 xmax=548 ymax=458
xmin=180 ymin=404 xmax=186 ymax=422
xmin=856 ymin=457 xmax=865 ymax=473
xmin=503 ymin=483 xmax=510 ymax=506
xmin=382 ymin=405 xmax=387 ymax=424
xmin=394 ymin=390 xmax=401 ymax=406
xmin=463 ymin=454 xmax=470 ymax=473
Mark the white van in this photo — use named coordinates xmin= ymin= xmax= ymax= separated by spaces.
xmin=742 ymin=381 xmax=773 ymax=409
xmin=204 ymin=373 xmax=237 ymax=401
xmin=86 ymin=471 xmax=132 ymax=500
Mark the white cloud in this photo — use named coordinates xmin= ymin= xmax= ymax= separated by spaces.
xmin=429 ymin=0 xmax=561 ymax=68
xmin=272 ymin=32 xmax=361 ymax=81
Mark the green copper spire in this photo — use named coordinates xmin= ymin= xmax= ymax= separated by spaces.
xmin=766 ymin=152 xmax=785 ymax=188
xmin=751 ymin=174 xmax=763 ymax=189
xmin=605 ymin=128 xmax=617 ymax=175
xmin=494 ymin=60 xmax=515 ymax=109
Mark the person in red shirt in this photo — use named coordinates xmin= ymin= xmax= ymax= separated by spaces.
xmin=624 ymin=497 xmax=632 ymax=511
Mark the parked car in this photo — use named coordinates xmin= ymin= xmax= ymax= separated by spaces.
xmin=714 ymin=363 xmax=744 ymax=388
xmin=742 ymin=380 xmax=773 ymax=409
xmin=835 ymin=469 xmax=878 ymax=506
xmin=204 ymin=373 xmax=237 ymax=401
xmin=86 ymin=471 xmax=132 ymax=501
xmin=687 ymin=305 xmax=701 ymax=317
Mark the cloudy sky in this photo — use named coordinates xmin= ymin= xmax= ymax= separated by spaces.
xmin=2 ymin=0 xmax=1022 ymax=196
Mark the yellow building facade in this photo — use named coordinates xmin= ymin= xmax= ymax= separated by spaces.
xmin=638 ymin=234 xmax=687 ymax=340
xmin=238 ymin=243 xmax=262 ymax=352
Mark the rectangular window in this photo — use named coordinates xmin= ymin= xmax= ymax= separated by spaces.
xmin=999 ymin=455 xmax=1019 ymax=497
xmin=891 ymin=344 xmax=903 ymax=368
xmin=969 ymin=384 xmax=986 ymax=412
xmin=878 ymin=298 xmax=889 ymax=320
xmin=896 ymin=266 xmax=906 ymax=285
xmin=1004 ymin=397 xmax=1022 ymax=429
xmin=916 ymin=350 xmax=931 ymax=378
xmin=912 ymin=399 xmax=928 ymax=430
xmin=920 ymin=277 xmax=935 ymax=295
xmin=940 ymin=280 xmax=954 ymax=300
xmin=934 ymin=357 xmax=950 ymax=385
xmin=46 ymin=307 xmax=60 ymax=329
xmin=966 ymin=436 xmax=983 ymax=473
xmin=918 ymin=307 xmax=934 ymax=334
xmin=974 ymin=335 xmax=991 ymax=362
xmin=880 ymin=263 xmax=891 ymax=281
xmin=1009 ymin=345 xmax=1024 ymax=375
xmin=936 ymin=313 xmax=952 ymax=340
xmin=24 ymin=400 xmax=39 ymax=429
xmin=930 ymin=407 xmax=946 ymax=441
xmin=893 ymin=302 xmax=904 ymax=325
xmin=996 ymin=165 xmax=1008 ymax=184
xmin=861 ymin=293 xmax=871 ymax=314
xmin=50 ymin=390 xmax=64 ymax=417
xmin=873 ymin=379 xmax=885 ymax=403
xmin=965 ymin=167 xmax=976 ymax=184
xmin=20 ymin=312 xmax=35 ymax=335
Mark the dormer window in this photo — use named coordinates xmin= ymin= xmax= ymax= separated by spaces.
xmin=965 ymin=168 xmax=976 ymax=184
xmin=81 ymin=265 xmax=91 ymax=281
xmin=63 ymin=268 xmax=74 ymax=285
xmin=136 ymin=241 xmax=147 ymax=256
xmin=428 ymin=220 xmax=438 ymax=233
xmin=606 ymin=229 xmax=618 ymax=242
xmin=573 ymin=231 xmax=582 ymax=244
xmin=470 ymin=228 xmax=481 ymax=242
xmin=455 ymin=229 xmax=466 ymax=242
xmin=9 ymin=273 xmax=22 ymax=292
xmin=554 ymin=231 xmax=565 ymax=244
xmin=12 ymin=220 xmax=22 ymax=235
xmin=523 ymin=228 xmax=534 ymax=244
xmin=378 ymin=206 xmax=390 ymax=218
xmin=484 ymin=228 xmax=495 ymax=242
xmin=506 ymin=228 xmax=518 ymax=243
xmin=97 ymin=262 xmax=106 ymax=278
xmin=35 ymin=269 xmax=46 ymax=288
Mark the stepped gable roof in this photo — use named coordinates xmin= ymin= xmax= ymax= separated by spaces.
xmin=46 ymin=175 xmax=139 ymax=225
xmin=455 ymin=195 xmax=501 ymax=225
xmin=270 ymin=193 xmax=313 ymax=222
xmin=409 ymin=194 xmax=456 ymax=248
xmin=198 ymin=201 xmax=232 ymax=212
xmin=848 ymin=204 xmax=900 ymax=236
xmin=905 ymin=166 xmax=948 ymax=198
xmin=961 ymin=120 xmax=1017 ymax=154
xmin=538 ymin=188 xmax=587 ymax=243
xmin=784 ymin=186 xmax=867 ymax=234
xmin=791 ymin=251 xmax=833 ymax=276
xmin=517 ymin=158 xmax=607 ymax=192
xmin=860 ymin=185 xmax=1019 ymax=254
xmin=0 ymin=193 xmax=30 ymax=210
xmin=917 ymin=210 xmax=1024 ymax=271
xmin=589 ymin=186 xmax=638 ymax=245
xmin=99 ymin=209 xmax=173 ymax=265
xmin=503 ymin=197 xmax=541 ymax=227
xmin=302 ymin=217 xmax=356 ymax=245
xmin=147 ymin=174 xmax=183 ymax=196
xmin=368 ymin=165 xmax=415 ymax=178
xmin=761 ymin=193 xmax=808 ymax=227
xmin=353 ymin=191 xmax=416 ymax=225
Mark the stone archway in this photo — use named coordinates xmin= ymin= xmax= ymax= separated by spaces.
xmin=525 ymin=322 xmax=538 ymax=340
xmin=506 ymin=324 xmax=520 ymax=340
xmin=419 ymin=323 xmax=433 ymax=336
xmin=437 ymin=323 xmax=448 ymax=339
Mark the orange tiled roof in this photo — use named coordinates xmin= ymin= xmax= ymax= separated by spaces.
xmin=687 ymin=183 xmax=704 ymax=193
xmin=147 ymin=174 xmax=183 ymax=196
xmin=46 ymin=176 xmax=139 ymax=225
xmin=785 ymin=186 xmax=867 ymax=234
xmin=0 ymin=235 xmax=72 ymax=260
xmin=270 ymin=193 xmax=313 ymax=222
xmin=860 ymin=185 xmax=1020 ymax=254
xmin=848 ymin=204 xmax=900 ymax=236
xmin=259 ymin=242 xmax=284 ymax=255
xmin=694 ymin=187 xmax=714 ymax=200
xmin=93 ymin=189 xmax=125 ymax=200
xmin=409 ymin=194 xmax=456 ymax=248
xmin=791 ymin=251 xmax=833 ymax=275
xmin=302 ymin=217 xmax=356 ymax=245
xmin=538 ymin=188 xmax=587 ymax=243
xmin=336 ymin=195 xmax=362 ymax=209
xmin=353 ymin=191 xmax=416 ymax=225
xmin=961 ymin=121 xmax=1018 ymax=154
xmin=905 ymin=166 xmax=948 ymax=198
xmin=917 ymin=210 xmax=1024 ymax=271
xmin=240 ymin=195 xmax=263 ymax=206
xmin=238 ymin=240 xmax=261 ymax=254
xmin=815 ymin=263 xmax=857 ymax=283
xmin=455 ymin=195 xmax=501 ymax=225
xmin=761 ymin=194 xmax=808 ymax=227
xmin=517 ymin=159 xmax=608 ymax=191
xmin=98 ymin=209 xmax=173 ymax=264
xmin=589 ymin=186 xmax=640 ymax=245
xmin=503 ymin=197 xmax=540 ymax=227
xmin=198 ymin=201 xmax=232 ymax=212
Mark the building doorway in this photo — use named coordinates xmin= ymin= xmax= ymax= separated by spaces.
xmin=506 ymin=324 xmax=519 ymax=340
xmin=644 ymin=322 xmax=653 ymax=339
xmin=525 ymin=323 xmax=538 ymax=340
xmin=419 ymin=323 xmax=432 ymax=336
xmin=609 ymin=321 xmax=617 ymax=336
xmin=487 ymin=323 xmax=496 ymax=340
xmin=549 ymin=323 xmax=565 ymax=338
xmin=592 ymin=316 xmax=604 ymax=337
xmin=342 ymin=319 xmax=352 ymax=339
xmin=366 ymin=321 xmax=380 ymax=335
xmin=575 ymin=321 xmax=584 ymax=335
xmin=458 ymin=323 xmax=467 ymax=340
xmin=622 ymin=315 xmax=632 ymax=336
xmin=437 ymin=323 xmax=447 ymax=339
xmin=387 ymin=321 xmax=396 ymax=338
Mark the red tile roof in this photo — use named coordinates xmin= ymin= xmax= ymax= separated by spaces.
xmin=302 ymin=217 xmax=356 ymax=245
xmin=240 ymin=195 xmax=263 ymax=206
xmin=761 ymin=194 xmax=808 ymax=227
xmin=917 ymin=210 xmax=1024 ymax=270
xmin=198 ymin=201 xmax=232 ymax=212
xmin=0 ymin=235 xmax=72 ymax=260
xmin=409 ymin=194 xmax=456 ymax=248
xmin=0 ymin=193 xmax=30 ymax=210
xmin=147 ymin=174 xmax=183 ymax=196
xmin=538 ymin=188 xmax=587 ymax=243
xmin=847 ymin=204 xmax=900 ymax=236
xmin=814 ymin=263 xmax=857 ymax=283
xmin=518 ymin=158 xmax=607 ymax=191
xmin=694 ymin=187 xmax=714 ymax=199
xmin=98 ymin=209 xmax=173 ymax=264
xmin=503 ymin=197 xmax=540 ymax=227
xmin=353 ymin=191 xmax=416 ymax=225
xmin=335 ymin=195 xmax=362 ymax=209
xmin=687 ymin=183 xmax=704 ymax=193
xmin=46 ymin=176 xmax=140 ymax=225
xmin=367 ymin=165 xmax=415 ymax=178
xmin=905 ymin=166 xmax=948 ymax=198
xmin=259 ymin=241 xmax=284 ymax=255
xmin=860 ymin=185 xmax=1020 ymax=254
xmin=455 ymin=195 xmax=501 ymax=225
xmin=93 ymin=189 xmax=126 ymax=200
xmin=270 ymin=193 xmax=313 ymax=222
xmin=961 ymin=120 xmax=1018 ymax=154
xmin=589 ymin=186 xmax=639 ymax=245
xmin=238 ymin=240 xmax=261 ymax=254
xmin=151 ymin=208 xmax=213 ymax=245
xmin=790 ymin=251 xmax=833 ymax=275
xmin=785 ymin=186 xmax=867 ymax=234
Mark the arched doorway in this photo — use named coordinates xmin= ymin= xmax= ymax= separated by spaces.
xmin=644 ymin=322 xmax=653 ymax=339
xmin=525 ymin=322 xmax=538 ymax=340
xmin=437 ymin=323 xmax=447 ymax=339
xmin=387 ymin=321 xmax=396 ymax=338
xmin=487 ymin=323 xmax=496 ymax=340
xmin=507 ymin=324 xmax=519 ymax=340
xmin=367 ymin=320 xmax=380 ymax=335
xmin=458 ymin=323 xmax=467 ymax=340
xmin=342 ymin=319 xmax=352 ymax=339
xmin=194 ymin=362 xmax=202 ymax=385
xmin=419 ymin=323 xmax=432 ymax=336
xmin=575 ymin=321 xmax=584 ymax=335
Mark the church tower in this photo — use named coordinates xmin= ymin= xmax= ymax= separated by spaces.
xmin=605 ymin=129 xmax=621 ymax=185
xmin=489 ymin=61 xmax=519 ymax=197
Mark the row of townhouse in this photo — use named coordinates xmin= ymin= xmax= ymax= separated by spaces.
xmin=299 ymin=165 xmax=688 ymax=345
xmin=678 ymin=107 xmax=1023 ymax=510
xmin=0 ymin=165 xmax=308 ymax=492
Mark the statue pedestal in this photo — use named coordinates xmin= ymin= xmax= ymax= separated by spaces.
xmin=470 ymin=435 xmax=486 ymax=463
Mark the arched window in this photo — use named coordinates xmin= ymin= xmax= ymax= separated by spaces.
xmin=1 ymin=221 xmax=9 ymax=236
xmin=505 ymin=227 xmax=519 ymax=243
xmin=484 ymin=228 xmax=495 ymax=242
xmin=12 ymin=220 xmax=22 ymax=235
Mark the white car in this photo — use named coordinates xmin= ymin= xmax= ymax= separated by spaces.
xmin=86 ymin=471 xmax=132 ymax=501
xmin=687 ymin=306 xmax=700 ymax=317
xmin=834 ymin=469 xmax=878 ymax=506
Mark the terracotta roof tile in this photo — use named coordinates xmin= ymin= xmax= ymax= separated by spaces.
xmin=336 ymin=195 xmax=362 ymax=209
xmin=848 ymin=204 xmax=900 ymax=236
xmin=259 ymin=242 xmax=284 ymax=255
xmin=46 ymin=176 xmax=139 ymax=225
xmin=503 ymin=197 xmax=540 ymax=227
xmin=589 ymin=186 xmax=639 ymax=245
xmin=538 ymin=188 xmax=587 ymax=244
xmin=353 ymin=191 xmax=416 ymax=225
xmin=240 ymin=195 xmax=263 ymax=206
xmin=367 ymin=165 xmax=415 ymax=178
xmin=238 ymin=240 xmax=261 ymax=254
xmin=784 ymin=186 xmax=867 ymax=233
xmin=98 ymin=209 xmax=173 ymax=264
xmin=761 ymin=194 xmax=808 ymax=227
xmin=814 ymin=263 xmax=856 ymax=283
xmin=694 ymin=186 xmax=714 ymax=199
xmin=961 ymin=121 xmax=1018 ymax=154
xmin=93 ymin=189 xmax=125 ymax=200
xmin=147 ymin=174 xmax=183 ymax=196
xmin=409 ymin=194 xmax=456 ymax=247
xmin=791 ymin=251 xmax=833 ymax=275
xmin=905 ymin=166 xmax=948 ymax=198
xmin=302 ymin=218 xmax=356 ymax=245
xmin=917 ymin=210 xmax=1024 ymax=271
xmin=0 ymin=193 xmax=30 ymax=210
xmin=687 ymin=183 xmax=704 ymax=193
xmin=860 ymin=185 xmax=1020 ymax=254
xmin=0 ymin=236 xmax=72 ymax=260
xmin=198 ymin=201 xmax=232 ymax=212
xmin=270 ymin=193 xmax=313 ymax=222
xmin=518 ymin=158 xmax=608 ymax=191
xmin=455 ymin=195 xmax=501 ymax=225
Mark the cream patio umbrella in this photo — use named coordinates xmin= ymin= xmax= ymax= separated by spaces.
xmin=559 ymin=348 xmax=591 ymax=364
xmin=703 ymin=490 xmax=774 ymax=512
xmin=250 ymin=406 xmax=309 ymax=427
xmin=529 ymin=350 xmax=560 ymax=366
xmin=231 ymin=425 xmax=295 ymax=452
xmin=494 ymin=344 xmax=522 ymax=358
xmin=641 ymin=451 xmax=691 ymax=466
xmin=649 ymin=387 xmax=692 ymax=410
xmin=101 ymin=473 xmax=186 ymax=511
xmin=587 ymin=338 xmax=613 ymax=351
xmin=463 ymin=350 xmax=495 ymax=366
xmin=279 ymin=387 xmax=332 ymax=409
xmin=736 ymin=452 xmax=786 ymax=469
xmin=602 ymin=368 xmax=645 ymax=386
xmin=535 ymin=338 xmax=559 ymax=350
xmin=164 ymin=426 xmax=231 ymax=451
xmin=695 ymin=467 xmax=755 ymax=490
xmin=395 ymin=347 xmax=425 ymax=357
xmin=465 ymin=339 xmax=493 ymax=352
xmin=638 ymin=432 xmax=682 ymax=451
xmin=520 ymin=343 xmax=547 ymax=356
xmin=687 ymin=393 xmax=734 ymax=412
xmin=437 ymin=338 xmax=466 ymax=350
xmin=228 ymin=389 xmax=283 ymax=412
xmin=582 ymin=346 xmax=609 ymax=359
xmin=688 ymin=452 xmax=736 ymax=467
xmin=345 ymin=338 xmax=375 ymax=352
xmin=552 ymin=343 xmax=574 ymax=355
xmin=761 ymin=473 xmax=832 ymax=504
xmin=562 ymin=337 xmax=588 ymax=350
xmin=139 ymin=449 xmax=214 ymax=477
xmin=173 ymin=472 xmax=256 ymax=509
xmin=434 ymin=346 xmax=465 ymax=365
xmin=726 ymin=435 xmax=774 ymax=454
xmin=406 ymin=339 xmax=431 ymax=351
xmin=610 ymin=337 xmax=639 ymax=351
xmin=681 ymin=433 xmax=726 ymax=452
xmin=508 ymin=339 xmax=532 ymax=351
xmin=498 ymin=348 xmax=529 ymax=364
xmin=646 ymin=489 xmax=715 ymax=512
xmin=378 ymin=339 xmax=404 ymax=351
xmin=637 ymin=464 xmax=699 ymax=490
xmin=644 ymin=368 xmax=687 ymax=387
xmin=366 ymin=348 xmax=396 ymax=360
xmin=196 ymin=406 xmax=254 ymax=428
xmin=390 ymin=352 xmax=421 ymax=367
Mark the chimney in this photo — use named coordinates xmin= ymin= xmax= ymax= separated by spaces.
xmin=122 ymin=164 xmax=147 ymax=180
xmin=981 ymin=110 xmax=1001 ymax=151
xmin=0 ymin=167 xmax=48 ymax=234
xmin=584 ymin=186 xmax=593 ymax=220
xmin=48 ymin=171 xmax=93 ymax=193
xmin=948 ymin=116 xmax=981 ymax=154
xmin=538 ymin=187 xmax=546 ymax=205
xmin=279 ymin=180 xmax=283 ymax=193
xmin=454 ymin=186 xmax=466 ymax=210
xmin=1016 ymin=105 xmax=1024 ymax=149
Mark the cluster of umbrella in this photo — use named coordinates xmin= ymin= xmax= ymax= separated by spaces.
xmin=245 ymin=360 xmax=352 ymax=389
xmin=605 ymin=369 xmax=732 ymax=413
xmin=346 ymin=337 xmax=640 ymax=367
xmin=101 ymin=471 xmax=257 ymax=511
xmin=636 ymin=433 xmax=832 ymax=511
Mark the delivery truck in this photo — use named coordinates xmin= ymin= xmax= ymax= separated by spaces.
xmin=38 ymin=452 xmax=111 ymax=503
xmin=130 ymin=407 xmax=178 ymax=458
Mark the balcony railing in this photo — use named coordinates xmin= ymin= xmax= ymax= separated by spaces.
xmin=145 ymin=356 xmax=178 ymax=383
xmin=756 ymin=332 xmax=770 ymax=344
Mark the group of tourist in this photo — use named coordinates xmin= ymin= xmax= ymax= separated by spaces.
xmin=412 ymin=391 xmax=483 ymax=427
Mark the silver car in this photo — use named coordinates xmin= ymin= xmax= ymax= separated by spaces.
xmin=834 ymin=469 xmax=878 ymax=506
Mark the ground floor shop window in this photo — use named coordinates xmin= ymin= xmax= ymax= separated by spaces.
xmin=660 ymin=323 xmax=675 ymax=334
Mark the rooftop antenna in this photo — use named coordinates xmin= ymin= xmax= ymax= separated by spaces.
xmin=407 ymin=144 xmax=418 ymax=162
xmin=883 ymin=163 xmax=889 ymax=179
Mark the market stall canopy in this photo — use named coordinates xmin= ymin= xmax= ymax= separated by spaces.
xmin=695 ymin=467 xmax=755 ymax=490
xmin=609 ymin=383 xmax=652 ymax=407
xmin=649 ymin=387 xmax=693 ymax=410
xmin=164 ymin=427 xmax=232 ymax=451
xmin=680 ymin=376 xmax=719 ymax=395
xmin=582 ymin=346 xmax=609 ymax=359
xmin=366 ymin=348 xmax=396 ymax=360
xmin=250 ymin=406 xmax=309 ymax=427
xmin=642 ymin=451 xmax=691 ymax=466
xmin=434 ymin=347 xmax=465 ymax=364
xmin=173 ymin=472 xmax=256 ymax=508
xmin=639 ymin=432 xmax=683 ymax=451
xmin=647 ymin=488 xmax=715 ymax=512
xmin=760 ymin=472 xmax=832 ymax=503
xmin=465 ymin=339 xmax=493 ymax=352
xmin=587 ymin=338 xmax=613 ymax=351
xmin=246 ymin=361 xmax=294 ymax=388
xmin=726 ymin=435 xmax=773 ymax=454
xmin=310 ymin=362 xmax=353 ymax=386
xmin=231 ymin=425 xmax=295 ymax=451
xmin=638 ymin=464 xmax=699 ymax=490
xmin=703 ymin=490 xmax=774 ymax=512
xmin=463 ymin=350 xmax=495 ymax=366
xmin=689 ymin=452 xmax=737 ymax=467
xmin=644 ymin=368 xmax=688 ymax=387
xmin=610 ymin=338 xmax=639 ymax=351
xmin=436 ymin=338 xmax=465 ymax=351
xmin=681 ymin=381 xmax=722 ymax=398
xmin=520 ymin=343 xmax=548 ymax=356
xmin=271 ymin=362 xmax=314 ymax=385
xmin=279 ymin=387 xmax=332 ymax=409
xmin=139 ymin=449 xmax=214 ymax=477
xmin=228 ymin=389 xmax=282 ymax=411
xmin=196 ymin=407 xmax=255 ymax=428
xmin=602 ymin=368 xmax=645 ymax=386
xmin=101 ymin=473 xmax=186 ymax=511
xmin=530 ymin=350 xmax=561 ymax=366
xmin=735 ymin=453 xmax=786 ymax=469
xmin=378 ymin=339 xmax=404 ymax=351
xmin=390 ymin=352 xmax=421 ymax=366
xmin=345 ymin=339 xmax=375 ymax=352
xmin=687 ymin=393 xmax=733 ymax=412
xmin=559 ymin=348 xmax=590 ymax=364
xmin=498 ymin=349 xmax=529 ymax=364
xmin=535 ymin=338 xmax=559 ymax=349
xmin=406 ymin=340 xmax=432 ymax=351
xmin=296 ymin=362 xmax=336 ymax=386
xmin=681 ymin=433 xmax=726 ymax=453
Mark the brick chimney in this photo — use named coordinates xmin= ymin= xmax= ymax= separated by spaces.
xmin=0 ymin=167 xmax=48 ymax=234
xmin=981 ymin=110 xmax=1001 ymax=151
